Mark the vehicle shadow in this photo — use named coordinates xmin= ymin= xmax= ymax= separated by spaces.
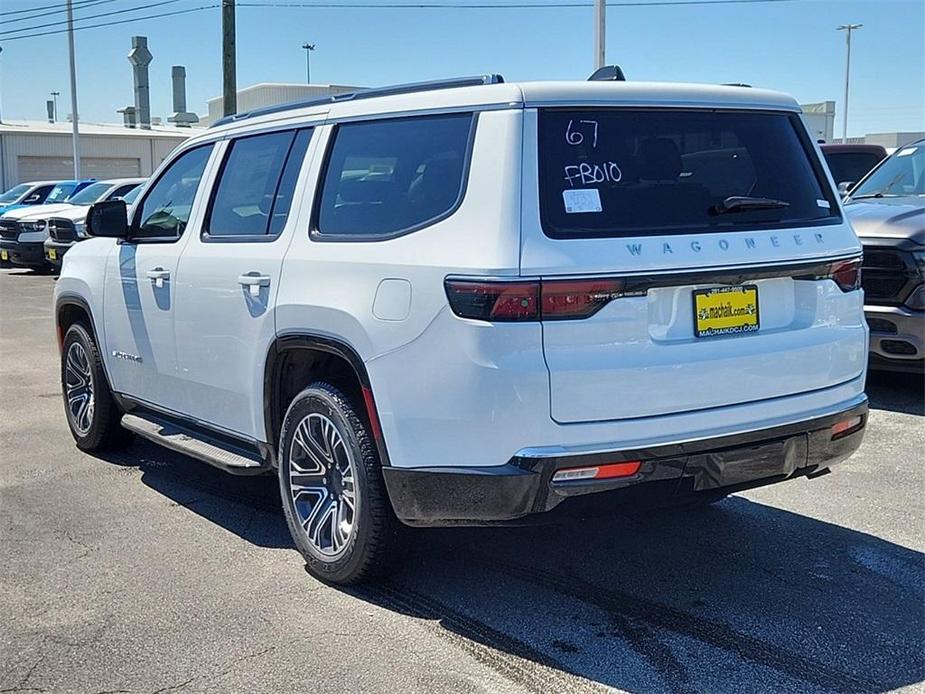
xmin=98 ymin=438 xmax=293 ymax=550
xmin=97 ymin=441 xmax=924 ymax=693
xmin=866 ymin=370 xmax=924 ymax=416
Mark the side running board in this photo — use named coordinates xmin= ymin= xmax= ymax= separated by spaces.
xmin=121 ymin=412 xmax=269 ymax=475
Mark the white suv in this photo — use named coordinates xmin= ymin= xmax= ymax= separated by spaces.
xmin=54 ymin=75 xmax=869 ymax=584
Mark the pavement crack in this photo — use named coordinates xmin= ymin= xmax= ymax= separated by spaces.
xmin=61 ymin=528 xmax=93 ymax=559
xmin=150 ymin=677 xmax=194 ymax=694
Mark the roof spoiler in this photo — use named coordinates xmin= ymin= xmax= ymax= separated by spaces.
xmin=588 ymin=65 xmax=626 ymax=81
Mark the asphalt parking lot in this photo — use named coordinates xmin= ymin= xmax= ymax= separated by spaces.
xmin=1 ymin=268 xmax=923 ymax=694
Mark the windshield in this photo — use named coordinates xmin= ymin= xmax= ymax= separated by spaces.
xmin=823 ymin=151 xmax=884 ymax=187
xmin=45 ymin=183 xmax=78 ymax=204
xmin=851 ymin=143 xmax=925 ymax=198
xmin=0 ymin=184 xmax=31 ymax=204
xmin=539 ymin=109 xmax=839 ymax=238
xmin=65 ymin=182 xmax=110 ymax=206
xmin=122 ymin=185 xmax=143 ymax=205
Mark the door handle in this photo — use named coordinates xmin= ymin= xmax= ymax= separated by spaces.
xmin=238 ymin=273 xmax=271 ymax=297
xmin=146 ymin=267 xmax=170 ymax=288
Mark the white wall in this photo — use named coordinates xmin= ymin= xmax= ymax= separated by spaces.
xmin=0 ymin=130 xmax=189 ymax=188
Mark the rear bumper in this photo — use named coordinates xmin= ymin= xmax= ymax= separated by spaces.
xmin=0 ymin=239 xmax=46 ymax=268
xmin=865 ymin=304 xmax=924 ymax=373
xmin=382 ymin=398 xmax=868 ymax=526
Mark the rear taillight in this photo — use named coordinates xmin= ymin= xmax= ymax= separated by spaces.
xmin=541 ymin=278 xmax=625 ymax=320
xmin=826 ymin=258 xmax=862 ymax=292
xmin=444 ymin=280 xmax=539 ymax=321
xmin=445 ymin=278 xmax=623 ymax=322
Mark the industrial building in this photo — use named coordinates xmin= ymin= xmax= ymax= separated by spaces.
xmin=0 ymin=120 xmax=192 ymax=189
xmin=202 ymin=83 xmax=360 ymax=126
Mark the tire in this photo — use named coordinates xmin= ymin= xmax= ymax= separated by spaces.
xmin=279 ymin=382 xmax=400 ymax=585
xmin=61 ymin=322 xmax=133 ymax=451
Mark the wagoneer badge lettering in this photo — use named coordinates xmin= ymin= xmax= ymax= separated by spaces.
xmin=625 ymin=232 xmax=825 ymax=258
xmin=112 ymin=351 xmax=143 ymax=364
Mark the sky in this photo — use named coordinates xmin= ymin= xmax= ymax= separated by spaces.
xmin=0 ymin=0 xmax=923 ymax=137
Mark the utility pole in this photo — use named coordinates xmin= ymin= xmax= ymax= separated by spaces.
xmin=66 ymin=0 xmax=81 ymax=178
xmin=593 ymin=0 xmax=605 ymax=70
xmin=302 ymin=43 xmax=315 ymax=84
xmin=222 ymin=0 xmax=237 ymax=117
xmin=0 ymin=46 xmax=4 ymax=125
xmin=837 ymin=23 xmax=862 ymax=144
xmin=50 ymin=91 xmax=60 ymax=122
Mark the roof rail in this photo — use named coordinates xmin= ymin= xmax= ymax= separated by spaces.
xmin=212 ymin=74 xmax=505 ymax=128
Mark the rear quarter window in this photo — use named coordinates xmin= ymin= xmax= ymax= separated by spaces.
xmin=539 ymin=109 xmax=840 ymax=238
xmin=314 ymin=113 xmax=474 ymax=239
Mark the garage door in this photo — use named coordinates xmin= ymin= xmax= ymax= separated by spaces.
xmin=18 ymin=156 xmax=142 ymax=182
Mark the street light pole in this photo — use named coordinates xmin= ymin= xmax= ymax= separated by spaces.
xmin=66 ymin=0 xmax=81 ymax=178
xmin=50 ymin=91 xmax=60 ymax=122
xmin=593 ymin=0 xmax=605 ymax=70
xmin=302 ymin=43 xmax=315 ymax=84
xmin=836 ymin=23 xmax=862 ymax=144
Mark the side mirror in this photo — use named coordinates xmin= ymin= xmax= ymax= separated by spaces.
xmin=837 ymin=181 xmax=856 ymax=196
xmin=86 ymin=200 xmax=130 ymax=238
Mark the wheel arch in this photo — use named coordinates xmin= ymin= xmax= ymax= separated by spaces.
xmin=55 ymin=294 xmax=98 ymax=351
xmin=264 ymin=333 xmax=391 ymax=468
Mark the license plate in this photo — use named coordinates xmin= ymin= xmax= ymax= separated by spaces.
xmin=693 ymin=285 xmax=760 ymax=338
xmin=0 ymin=250 xmax=7 ymax=261
xmin=48 ymin=248 xmax=57 ymax=260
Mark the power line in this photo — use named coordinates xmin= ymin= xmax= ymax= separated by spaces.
xmin=0 ymin=0 xmax=121 ymax=25
xmin=238 ymin=0 xmax=799 ymax=7
xmin=0 ymin=0 xmax=116 ymax=20
xmin=0 ymin=0 xmax=802 ymax=42
xmin=0 ymin=0 xmax=186 ymax=36
xmin=0 ymin=4 xmax=218 ymax=41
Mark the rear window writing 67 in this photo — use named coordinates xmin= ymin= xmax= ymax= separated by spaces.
xmin=539 ymin=109 xmax=839 ymax=238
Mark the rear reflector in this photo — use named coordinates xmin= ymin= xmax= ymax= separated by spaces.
xmin=831 ymin=415 xmax=863 ymax=440
xmin=552 ymin=460 xmax=641 ymax=483
xmin=445 ymin=277 xmax=624 ymax=322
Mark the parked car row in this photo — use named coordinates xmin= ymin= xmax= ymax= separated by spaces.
xmin=0 ymin=177 xmax=145 ymax=272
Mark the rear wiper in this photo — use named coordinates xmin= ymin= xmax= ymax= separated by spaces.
xmin=851 ymin=192 xmax=896 ymax=200
xmin=710 ymin=196 xmax=790 ymax=215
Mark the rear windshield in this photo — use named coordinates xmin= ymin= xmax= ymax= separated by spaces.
xmin=538 ymin=109 xmax=839 ymax=238
xmin=823 ymin=151 xmax=884 ymax=187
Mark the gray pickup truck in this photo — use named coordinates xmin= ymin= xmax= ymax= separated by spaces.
xmin=844 ymin=139 xmax=925 ymax=374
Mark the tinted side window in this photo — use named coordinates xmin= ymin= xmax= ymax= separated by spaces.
xmin=107 ymin=184 xmax=139 ymax=201
xmin=269 ymin=129 xmax=313 ymax=236
xmin=135 ymin=145 xmax=213 ymax=239
xmin=28 ymin=185 xmax=53 ymax=203
xmin=316 ymin=113 xmax=473 ymax=238
xmin=206 ymin=131 xmax=299 ymax=237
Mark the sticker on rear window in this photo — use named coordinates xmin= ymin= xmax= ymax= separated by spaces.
xmin=817 ymin=199 xmax=831 ymax=208
xmin=563 ymin=188 xmax=602 ymax=214
xmin=898 ymin=147 xmax=917 ymax=157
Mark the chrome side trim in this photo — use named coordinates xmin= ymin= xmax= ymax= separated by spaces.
xmin=514 ymin=391 xmax=869 ymax=460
